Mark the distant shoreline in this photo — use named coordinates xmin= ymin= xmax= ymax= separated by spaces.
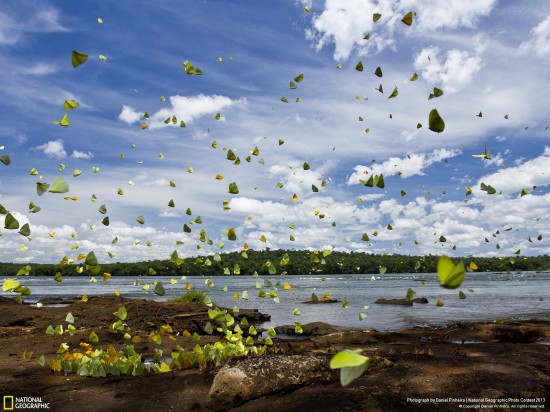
xmin=1 ymin=250 xmax=549 ymax=278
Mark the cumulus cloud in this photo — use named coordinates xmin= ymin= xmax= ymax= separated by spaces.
xmin=225 ymin=190 xmax=549 ymax=257
xmin=229 ymin=196 xmax=381 ymax=235
xmin=304 ymin=0 xmax=496 ymax=61
xmin=305 ymin=0 xmax=396 ymax=60
xmin=118 ymin=94 xmax=245 ymax=129
xmin=519 ymin=15 xmax=550 ymax=59
xmin=34 ymin=139 xmax=67 ymax=159
xmin=514 ymin=157 xmax=525 ymax=166
xmin=359 ymin=193 xmax=386 ymax=202
xmin=348 ymin=148 xmax=461 ymax=184
xmin=268 ymin=161 xmax=331 ymax=196
xmin=409 ymin=0 xmax=497 ymax=31
xmin=33 ymin=141 xmax=93 ymax=160
xmin=476 ymin=147 xmax=550 ymax=195
xmin=4 ymin=187 xmax=547 ymax=262
xmin=413 ymin=46 xmax=484 ymax=93
xmin=482 ymin=152 xmax=505 ymax=168
xmin=118 ymin=105 xmax=142 ymax=124
xmin=71 ymin=150 xmax=94 ymax=159
xmin=0 ymin=220 xmax=206 ymax=263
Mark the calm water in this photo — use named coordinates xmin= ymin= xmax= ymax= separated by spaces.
xmin=8 ymin=272 xmax=550 ymax=331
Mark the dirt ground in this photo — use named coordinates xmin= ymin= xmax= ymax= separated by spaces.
xmin=0 ymin=296 xmax=548 ymax=412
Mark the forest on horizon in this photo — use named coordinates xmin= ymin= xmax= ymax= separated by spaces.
xmin=2 ymin=249 xmax=549 ymax=278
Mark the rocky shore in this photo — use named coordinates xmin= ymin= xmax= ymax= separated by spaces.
xmin=0 ymin=296 xmax=548 ymax=411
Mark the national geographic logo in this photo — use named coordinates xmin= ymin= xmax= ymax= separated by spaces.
xmin=2 ymin=396 xmax=13 ymax=411
xmin=2 ymin=396 xmax=50 ymax=410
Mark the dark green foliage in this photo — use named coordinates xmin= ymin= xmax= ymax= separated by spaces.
xmin=0 ymin=251 xmax=548 ymax=277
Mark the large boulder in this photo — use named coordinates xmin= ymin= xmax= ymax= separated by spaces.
xmin=207 ymin=354 xmax=337 ymax=410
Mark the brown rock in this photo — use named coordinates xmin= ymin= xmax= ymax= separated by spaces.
xmin=275 ymin=322 xmax=343 ymax=336
xmin=233 ymin=308 xmax=271 ymax=323
xmin=374 ymin=297 xmax=428 ymax=306
xmin=207 ymin=354 xmax=337 ymax=410
xmin=302 ymin=298 xmax=340 ymax=304
xmin=374 ymin=298 xmax=413 ymax=306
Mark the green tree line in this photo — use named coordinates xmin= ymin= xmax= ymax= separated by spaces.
xmin=1 ymin=250 xmax=549 ymax=278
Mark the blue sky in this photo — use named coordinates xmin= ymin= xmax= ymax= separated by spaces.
xmin=1 ymin=0 xmax=549 ymax=263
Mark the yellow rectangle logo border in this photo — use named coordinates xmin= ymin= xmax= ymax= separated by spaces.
xmin=3 ymin=395 xmax=14 ymax=411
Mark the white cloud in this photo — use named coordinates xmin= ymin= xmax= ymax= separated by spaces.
xmin=0 ymin=12 xmax=20 ymax=45
xmin=0 ymin=5 xmax=67 ymax=46
xmin=306 ymin=0 xmax=396 ymax=60
xmin=482 ymin=152 xmax=505 ymax=168
xmin=71 ymin=150 xmax=94 ymax=159
xmin=34 ymin=141 xmax=93 ymax=161
xmin=15 ymin=133 xmax=27 ymax=145
xmin=413 ymin=46 xmax=484 ymax=93
xmin=118 ymin=94 xmax=245 ymax=129
xmin=0 ymin=220 xmax=206 ymax=264
xmin=159 ymin=210 xmax=182 ymax=218
xmin=476 ymin=147 xmax=550 ymax=195
xmin=31 ymin=6 xmax=67 ymax=33
xmin=520 ymin=15 xmax=550 ymax=59
xmin=149 ymin=178 xmax=171 ymax=187
xmin=229 ymin=196 xmax=380 ymax=233
xmin=3 ymin=184 xmax=548 ymax=262
xmin=118 ymin=105 xmax=142 ymax=124
xmin=192 ymin=129 xmax=210 ymax=140
xmin=21 ymin=62 xmax=58 ymax=76
xmin=223 ymin=191 xmax=550 ymax=257
xmin=348 ymin=148 xmax=461 ymax=184
xmin=359 ymin=193 xmax=386 ymax=202
xmin=304 ymin=0 xmax=496 ymax=61
xmin=268 ymin=160 xmax=332 ymax=195
xmin=34 ymin=139 xmax=67 ymax=159
xmin=408 ymin=0 xmax=497 ymax=31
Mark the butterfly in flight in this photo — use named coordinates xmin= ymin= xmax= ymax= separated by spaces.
xmin=472 ymin=145 xmax=492 ymax=160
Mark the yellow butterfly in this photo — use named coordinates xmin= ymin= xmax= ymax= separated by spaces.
xmin=472 ymin=145 xmax=492 ymax=160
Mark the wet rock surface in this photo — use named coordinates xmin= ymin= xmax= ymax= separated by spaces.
xmin=274 ymin=322 xmax=344 ymax=336
xmin=0 ymin=296 xmax=269 ymax=336
xmin=301 ymin=298 xmax=340 ymax=304
xmin=374 ymin=297 xmax=429 ymax=305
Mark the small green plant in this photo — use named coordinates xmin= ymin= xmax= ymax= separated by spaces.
xmin=173 ymin=289 xmax=213 ymax=305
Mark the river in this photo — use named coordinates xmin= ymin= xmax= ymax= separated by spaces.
xmin=8 ymin=271 xmax=550 ymax=331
